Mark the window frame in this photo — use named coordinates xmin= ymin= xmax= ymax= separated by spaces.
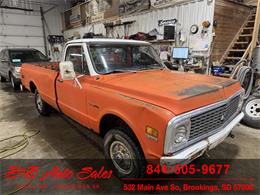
xmin=64 ymin=44 xmax=90 ymax=75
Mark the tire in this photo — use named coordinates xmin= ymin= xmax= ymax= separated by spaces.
xmin=35 ymin=89 xmax=51 ymax=116
xmin=242 ymin=95 xmax=260 ymax=129
xmin=10 ymin=73 xmax=20 ymax=90
xmin=0 ymin=75 xmax=6 ymax=82
xmin=104 ymin=128 xmax=146 ymax=178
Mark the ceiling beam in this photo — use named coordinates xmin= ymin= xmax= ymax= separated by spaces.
xmin=0 ymin=5 xmax=34 ymax=11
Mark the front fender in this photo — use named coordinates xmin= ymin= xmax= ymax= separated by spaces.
xmin=93 ymin=92 xmax=174 ymax=159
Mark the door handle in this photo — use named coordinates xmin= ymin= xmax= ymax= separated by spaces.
xmin=57 ymin=79 xmax=63 ymax=83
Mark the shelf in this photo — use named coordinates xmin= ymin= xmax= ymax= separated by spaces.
xmin=149 ymin=39 xmax=175 ymax=44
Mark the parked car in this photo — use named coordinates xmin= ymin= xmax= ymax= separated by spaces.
xmin=21 ymin=39 xmax=244 ymax=178
xmin=0 ymin=48 xmax=49 ymax=90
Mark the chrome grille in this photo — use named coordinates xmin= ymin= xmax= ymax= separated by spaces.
xmin=189 ymin=96 xmax=240 ymax=140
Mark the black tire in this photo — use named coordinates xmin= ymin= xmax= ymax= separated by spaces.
xmin=104 ymin=128 xmax=146 ymax=178
xmin=242 ymin=95 xmax=260 ymax=129
xmin=35 ymin=89 xmax=51 ymax=116
xmin=10 ymin=73 xmax=20 ymax=90
xmin=0 ymin=75 xmax=6 ymax=82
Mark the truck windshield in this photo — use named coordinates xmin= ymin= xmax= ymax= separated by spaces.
xmin=89 ymin=44 xmax=164 ymax=74
xmin=9 ymin=50 xmax=49 ymax=65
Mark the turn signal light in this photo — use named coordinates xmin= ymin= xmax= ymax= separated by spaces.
xmin=145 ymin=126 xmax=158 ymax=141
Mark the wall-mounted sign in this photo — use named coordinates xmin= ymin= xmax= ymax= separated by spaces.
xmin=151 ymin=0 xmax=188 ymax=8
xmin=119 ymin=0 xmax=150 ymax=16
xmin=158 ymin=19 xmax=177 ymax=26
xmin=91 ymin=12 xmax=104 ymax=23
xmin=69 ymin=4 xmax=82 ymax=26
xmin=70 ymin=14 xmax=81 ymax=25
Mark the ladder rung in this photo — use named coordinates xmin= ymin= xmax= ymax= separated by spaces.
xmin=229 ymin=49 xmax=246 ymax=52
xmin=234 ymin=41 xmax=249 ymax=44
xmin=243 ymin=27 xmax=254 ymax=30
xmin=223 ymin=65 xmax=235 ymax=68
xmin=239 ymin=34 xmax=252 ymax=37
xmin=225 ymin=57 xmax=241 ymax=60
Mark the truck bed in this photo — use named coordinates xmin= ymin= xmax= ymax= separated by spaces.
xmin=21 ymin=62 xmax=60 ymax=109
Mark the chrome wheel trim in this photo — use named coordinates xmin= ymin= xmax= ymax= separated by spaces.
xmin=109 ymin=140 xmax=134 ymax=175
xmin=36 ymin=93 xmax=43 ymax=112
xmin=245 ymin=99 xmax=260 ymax=118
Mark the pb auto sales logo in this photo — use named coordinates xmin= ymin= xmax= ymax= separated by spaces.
xmin=4 ymin=165 xmax=113 ymax=181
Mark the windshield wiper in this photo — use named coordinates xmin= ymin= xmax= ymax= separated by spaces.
xmin=138 ymin=65 xmax=164 ymax=71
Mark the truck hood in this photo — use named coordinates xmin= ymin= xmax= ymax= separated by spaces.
xmin=98 ymin=70 xmax=240 ymax=115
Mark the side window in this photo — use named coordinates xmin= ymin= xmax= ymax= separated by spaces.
xmin=3 ymin=50 xmax=9 ymax=61
xmin=0 ymin=51 xmax=3 ymax=60
xmin=65 ymin=46 xmax=89 ymax=75
xmin=0 ymin=50 xmax=7 ymax=61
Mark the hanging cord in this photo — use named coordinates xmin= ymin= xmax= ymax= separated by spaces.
xmin=231 ymin=60 xmax=254 ymax=99
xmin=231 ymin=59 xmax=247 ymax=79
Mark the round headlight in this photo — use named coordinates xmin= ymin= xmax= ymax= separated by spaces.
xmin=175 ymin=133 xmax=187 ymax=143
xmin=174 ymin=126 xmax=188 ymax=144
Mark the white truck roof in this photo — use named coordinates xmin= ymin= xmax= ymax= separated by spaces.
xmin=67 ymin=38 xmax=151 ymax=45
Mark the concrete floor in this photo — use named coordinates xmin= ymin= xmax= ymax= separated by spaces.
xmin=0 ymin=82 xmax=259 ymax=194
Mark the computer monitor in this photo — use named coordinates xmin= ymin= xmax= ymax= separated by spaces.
xmin=172 ymin=47 xmax=189 ymax=59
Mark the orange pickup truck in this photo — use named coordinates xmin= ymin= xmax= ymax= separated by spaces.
xmin=21 ymin=39 xmax=244 ymax=178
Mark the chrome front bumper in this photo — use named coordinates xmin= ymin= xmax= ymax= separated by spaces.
xmin=160 ymin=112 xmax=244 ymax=166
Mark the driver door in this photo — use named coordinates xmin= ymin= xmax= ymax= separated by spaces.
xmin=56 ymin=44 xmax=90 ymax=127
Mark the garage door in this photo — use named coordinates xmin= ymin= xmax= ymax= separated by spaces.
xmin=0 ymin=9 xmax=45 ymax=53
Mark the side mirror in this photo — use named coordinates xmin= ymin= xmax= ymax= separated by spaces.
xmin=59 ymin=61 xmax=76 ymax=81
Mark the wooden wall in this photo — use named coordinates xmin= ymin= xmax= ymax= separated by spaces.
xmin=212 ymin=0 xmax=251 ymax=62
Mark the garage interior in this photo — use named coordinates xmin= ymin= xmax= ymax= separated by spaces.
xmin=0 ymin=0 xmax=260 ymax=194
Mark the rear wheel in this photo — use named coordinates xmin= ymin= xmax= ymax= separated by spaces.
xmin=104 ymin=128 xmax=146 ymax=178
xmin=0 ymin=75 xmax=6 ymax=82
xmin=35 ymin=89 xmax=51 ymax=116
xmin=10 ymin=73 xmax=20 ymax=90
xmin=242 ymin=95 xmax=260 ymax=129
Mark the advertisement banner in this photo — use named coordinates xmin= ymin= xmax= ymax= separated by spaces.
xmin=1 ymin=159 xmax=259 ymax=194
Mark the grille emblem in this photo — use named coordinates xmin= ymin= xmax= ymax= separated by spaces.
xmin=220 ymin=114 xmax=225 ymax=121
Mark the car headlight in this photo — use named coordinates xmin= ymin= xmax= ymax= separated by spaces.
xmin=14 ymin=67 xmax=21 ymax=73
xmin=164 ymin=118 xmax=191 ymax=154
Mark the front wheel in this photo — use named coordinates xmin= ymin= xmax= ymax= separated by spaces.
xmin=35 ymin=89 xmax=51 ymax=116
xmin=104 ymin=128 xmax=146 ymax=178
xmin=242 ymin=95 xmax=260 ymax=129
xmin=0 ymin=75 xmax=6 ymax=82
xmin=10 ymin=74 xmax=20 ymax=90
